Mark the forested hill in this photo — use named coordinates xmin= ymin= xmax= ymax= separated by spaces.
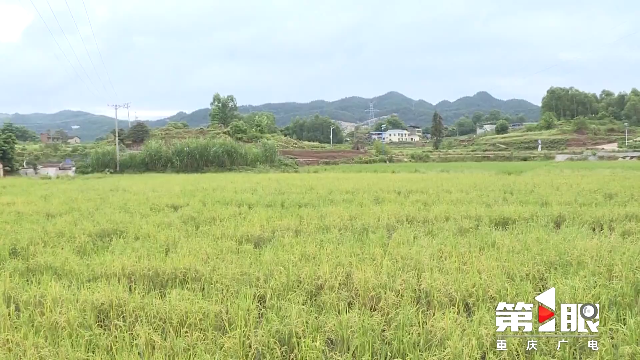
xmin=3 ymin=91 xmax=540 ymax=140
xmin=237 ymin=91 xmax=540 ymax=127
xmin=133 ymin=91 xmax=541 ymax=128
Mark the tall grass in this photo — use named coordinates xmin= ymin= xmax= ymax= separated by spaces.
xmin=85 ymin=138 xmax=280 ymax=173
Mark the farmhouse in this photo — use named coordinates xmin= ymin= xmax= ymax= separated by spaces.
xmin=40 ymin=133 xmax=62 ymax=144
xmin=476 ymin=124 xmax=496 ymax=135
xmin=407 ymin=125 xmax=422 ymax=142
xmin=67 ymin=136 xmax=81 ymax=144
xmin=368 ymin=129 xmax=421 ymax=143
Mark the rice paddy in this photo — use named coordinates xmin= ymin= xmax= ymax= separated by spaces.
xmin=1 ymin=162 xmax=639 ymax=359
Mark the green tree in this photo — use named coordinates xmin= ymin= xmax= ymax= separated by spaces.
xmin=1 ymin=122 xmax=38 ymax=142
xmin=372 ymin=121 xmax=387 ymax=132
xmin=485 ymin=109 xmax=503 ymax=124
xmin=471 ymin=112 xmax=485 ymax=125
xmin=54 ymin=129 xmax=69 ymax=142
xmin=243 ymin=112 xmax=278 ymax=134
xmin=495 ymin=120 xmax=509 ymax=135
xmin=514 ymin=114 xmax=527 ymax=124
xmin=209 ymin=93 xmax=239 ymax=127
xmin=454 ymin=117 xmax=476 ymax=136
xmin=351 ymin=125 xmax=368 ymax=150
xmin=126 ymin=122 xmax=151 ymax=143
xmin=430 ymin=111 xmax=445 ymax=149
xmin=539 ymin=112 xmax=557 ymax=130
xmin=226 ymin=121 xmax=250 ymax=141
xmin=385 ymin=115 xmax=406 ymax=130
xmin=110 ymin=128 xmax=127 ymax=143
xmin=623 ymin=96 xmax=640 ymax=126
xmin=372 ymin=115 xmax=406 ymax=131
xmin=282 ymin=115 xmax=344 ymax=144
xmin=0 ymin=129 xmax=18 ymax=171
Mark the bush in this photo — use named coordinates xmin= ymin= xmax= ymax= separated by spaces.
xmin=373 ymin=141 xmax=390 ymax=156
xmin=84 ymin=139 xmax=281 ymax=174
xmin=573 ymin=117 xmax=589 ymax=132
xmin=495 ymin=120 xmax=509 ymax=135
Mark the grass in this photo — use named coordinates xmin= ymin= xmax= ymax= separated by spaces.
xmin=1 ymin=162 xmax=639 ymax=359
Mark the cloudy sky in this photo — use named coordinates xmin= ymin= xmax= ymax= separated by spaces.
xmin=1 ymin=0 xmax=639 ymax=119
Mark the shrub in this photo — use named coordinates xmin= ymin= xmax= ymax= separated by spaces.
xmin=495 ymin=120 xmax=510 ymax=135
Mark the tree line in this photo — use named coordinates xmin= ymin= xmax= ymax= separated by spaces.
xmin=541 ymin=87 xmax=640 ymax=125
xmin=210 ymin=93 xmax=345 ymax=144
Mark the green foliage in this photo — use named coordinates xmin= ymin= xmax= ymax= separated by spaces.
xmin=281 ymin=115 xmax=344 ymax=144
xmin=471 ymin=111 xmax=484 ymax=125
xmin=165 ymin=121 xmax=189 ymax=129
xmin=86 ymin=139 xmax=280 ymax=173
xmin=225 ymin=121 xmax=250 ymax=141
xmin=54 ymin=129 xmax=69 ymax=142
xmin=242 ymin=112 xmax=278 ymax=134
xmin=541 ymin=86 xmax=640 ymax=124
xmin=109 ymin=128 xmax=127 ymax=143
xmin=3 ymin=90 xmax=543 ymax=140
xmin=431 ymin=111 xmax=445 ymax=149
xmin=125 ymin=122 xmax=151 ymax=143
xmin=622 ymin=95 xmax=640 ymax=126
xmin=1 ymin=122 xmax=38 ymax=142
xmin=372 ymin=140 xmax=390 ymax=156
xmin=495 ymin=120 xmax=509 ymax=135
xmin=454 ymin=117 xmax=475 ymax=136
xmin=0 ymin=129 xmax=18 ymax=171
xmin=573 ymin=117 xmax=589 ymax=132
xmin=372 ymin=114 xmax=407 ymax=131
xmin=209 ymin=93 xmax=239 ymax=127
xmin=539 ymin=112 xmax=558 ymax=130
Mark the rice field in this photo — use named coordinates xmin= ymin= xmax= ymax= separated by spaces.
xmin=1 ymin=162 xmax=639 ymax=359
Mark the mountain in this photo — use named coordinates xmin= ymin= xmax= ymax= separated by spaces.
xmin=3 ymin=91 xmax=540 ymax=141
xmin=165 ymin=91 xmax=540 ymax=127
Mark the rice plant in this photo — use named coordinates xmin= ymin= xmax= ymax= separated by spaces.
xmin=0 ymin=162 xmax=638 ymax=359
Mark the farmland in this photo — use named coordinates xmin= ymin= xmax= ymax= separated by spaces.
xmin=1 ymin=162 xmax=639 ymax=359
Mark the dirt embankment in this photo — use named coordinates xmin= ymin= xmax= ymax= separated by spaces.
xmin=279 ymin=149 xmax=367 ymax=165
xmin=566 ymin=135 xmax=618 ymax=149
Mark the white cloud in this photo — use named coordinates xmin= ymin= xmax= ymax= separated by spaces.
xmin=0 ymin=4 xmax=33 ymax=43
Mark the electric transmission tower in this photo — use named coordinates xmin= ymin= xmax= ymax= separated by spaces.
xmin=365 ymin=102 xmax=380 ymax=122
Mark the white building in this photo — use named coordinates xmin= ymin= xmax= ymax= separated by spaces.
xmin=67 ymin=136 xmax=81 ymax=144
xmin=369 ymin=129 xmax=421 ymax=143
xmin=476 ymin=124 xmax=496 ymax=135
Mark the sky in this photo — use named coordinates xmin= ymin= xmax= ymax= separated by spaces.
xmin=0 ymin=0 xmax=639 ymax=120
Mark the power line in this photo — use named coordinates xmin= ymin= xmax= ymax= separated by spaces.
xmin=63 ymin=0 xmax=109 ymax=96
xmin=82 ymin=0 xmax=118 ymax=100
xmin=26 ymin=0 xmax=97 ymax=97
xmin=45 ymin=0 xmax=102 ymax=98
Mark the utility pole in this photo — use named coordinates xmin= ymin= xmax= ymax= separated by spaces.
xmin=123 ymin=102 xmax=131 ymax=128
xmin=625 ymin=123 xmax=629 ymax=146
xmin=107 ymin=104 xmax=126 ymax=171
xmin=330 ymin=126 xmax=335 ymax=148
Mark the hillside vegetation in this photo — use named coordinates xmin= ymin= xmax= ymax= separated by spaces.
xmin=3 ymin=91 xmax=539 ymax=141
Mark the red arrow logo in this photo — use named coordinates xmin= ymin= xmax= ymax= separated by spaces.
xmin=538 ymin=305 xmax=555 ymax=323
